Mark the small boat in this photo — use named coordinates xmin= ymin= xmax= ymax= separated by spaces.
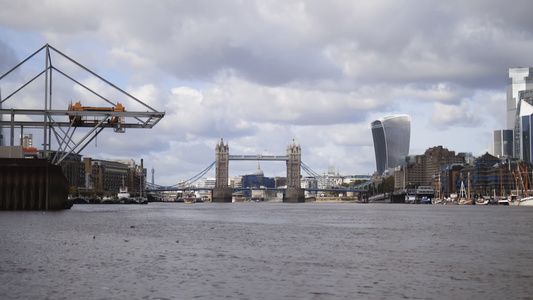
xmin=118 ymin=177 xmax=131 ymax=200
xmin=134 ymin=197 xmax=148 ymax=204
xmin=498 ymin=198 xmax=510 ymax=206
xmin=184 ymin=194 xmax=196 ymax=204
xmin=516 ymin=196 xmax=533 ymax=206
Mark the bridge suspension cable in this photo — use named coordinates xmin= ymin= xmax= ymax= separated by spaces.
xmin=146 ymin=161 xmax=216 ymax=191
xmin=301 ymin=162 xmax=373 ymax=190
xmin=301 ymin=162 xmax=338 ymax=188
xmin=180 ymin=161 xmax=216 ymax=187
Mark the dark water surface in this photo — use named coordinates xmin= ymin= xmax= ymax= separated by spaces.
xmin=1 ymin=203 xmax=532 ymax=299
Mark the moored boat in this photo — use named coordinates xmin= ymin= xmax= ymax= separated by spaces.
xmin=498 ymin=198 xmax=510 ymax=205
xmin=184 ymin=193 xmax=196 ymax=204
xmin=516 ymin=196 xmax=533 ymax=206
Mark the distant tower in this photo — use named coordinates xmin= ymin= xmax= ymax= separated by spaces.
xmin=371 ymin=115 xmax=411 ymax=174
xmin=493 ymin=129 xmax=513 ymax=158
xmin=151 ymin=167 xmax=155 ymax=185
xmin=21 ymin=134 xmax=33 ymax=148
xmin=253 ymin=162 xmax=264 ymax=186
xmin=215 ymin=138 xmax=229 ymax=188
xmin=286 ymin=139 xmax=301 ymax=188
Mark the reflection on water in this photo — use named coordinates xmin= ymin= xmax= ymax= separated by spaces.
xmin=1 ymin=203 xmax=532 ymax=299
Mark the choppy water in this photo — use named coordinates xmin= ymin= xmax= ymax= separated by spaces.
xmin=0 ymin=202 xmax=532 ymax=299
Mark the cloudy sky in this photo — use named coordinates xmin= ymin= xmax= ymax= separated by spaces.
xmin=2 ymin=0 xmax=533 ymax=186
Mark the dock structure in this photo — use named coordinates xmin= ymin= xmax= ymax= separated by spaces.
xmin=0 ymin=159 xmax=69 ymax=210
xmin=0 ymin=44 xmax=165 ymax=210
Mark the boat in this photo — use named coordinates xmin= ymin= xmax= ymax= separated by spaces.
xmin=117 ymin=176 xmax=131 ymax=201
xmin=117 ymin=186 xmax=131 ymax=201
xmin=477 ymin=198 xmax=490 ymax=205
xmin=133 ymin=197 xmax=148 ymax=204
xmin=458 ymin=181 xmax=473 ymax=205
xmin=516 ymin=196 xmax=533 ymax=206
xmin=184 ymin=193 xmax=196 ymax=204
xmin=498 ymin=198 xmax=510 ymax=205
xmin=459 ymin=198 xmax=474 ymax=205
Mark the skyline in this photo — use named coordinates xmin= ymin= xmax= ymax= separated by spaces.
xmin=2 ymin=1 xmax=533 ymax=185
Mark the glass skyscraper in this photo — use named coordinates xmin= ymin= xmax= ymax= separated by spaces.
xmin=371 ymin=115 xmax=411 ymax=174
xmin=522 ymin=115 xmax=532 ymax=163
xmin=493 ymin=129 xmax=513 ymax=158
xmin=507 ymin=67 xmax=533 ymax=130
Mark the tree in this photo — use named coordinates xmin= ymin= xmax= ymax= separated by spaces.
xmin=382 ymin=176 xmax=395 ymax=193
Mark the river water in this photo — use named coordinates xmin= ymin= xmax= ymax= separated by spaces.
xmin=0 ymin=202 xmax=532 ymax=299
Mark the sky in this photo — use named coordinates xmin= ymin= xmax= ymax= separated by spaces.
xmin=2 ymin=0 xmax=533 ymax=186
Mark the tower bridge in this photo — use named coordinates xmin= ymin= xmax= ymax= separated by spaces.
xmin=213 ymin=138 xmax=304 ymax=202
xmin=146 ymin=138 xmax=369 ymax=203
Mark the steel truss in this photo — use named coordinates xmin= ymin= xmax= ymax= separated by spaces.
xmin=0 ymin=44 xmax=165 ymax=164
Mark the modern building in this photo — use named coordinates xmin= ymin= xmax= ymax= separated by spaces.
xmin=240 ymin=163 xmax=276 ymax=199
xmin=371 ymin=115 xmax=411 ymax=174
xmin=21 ymin=134 xmax=33 ymax=148
xmin=241 ymin=164 xmax=275 ymax=188
xmin=493 ymin=129 xmax=513 ymax=158
xmin=455 ymin=153 xmax=516 ymax=198
xmin=197 ymin=177 xmax=216 ymax=189
xmin=507 ymin=67 xmax=533 ymax=130
xmin=522 ymin=113 xmax=533 ymax=163
xmin=507 ymin=68 xmax=533 ymax=159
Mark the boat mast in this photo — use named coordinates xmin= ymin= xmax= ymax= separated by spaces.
xmin=467 ymin=172 xmax=470 ymax=201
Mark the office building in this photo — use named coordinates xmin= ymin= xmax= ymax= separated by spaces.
xmin=514 ymin=89 xmax=533 ymax=159
xmin=522 ymin=114 xmax=533 ymax=163
xmin=21 ymin=134 xmax=33 ymax=148
xmin=493 ymin=129 xmax=513 ymax=158
xmin=371 ymin=115 xmax=411 ymax=174
xmin=507 ymin=68 xmax=533 ymax=159
xmin=507 ymin=67 xmax=533 ymax=130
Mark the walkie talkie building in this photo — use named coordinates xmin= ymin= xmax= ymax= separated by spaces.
xmin=371 ymin=115 xmax=411 ymax=174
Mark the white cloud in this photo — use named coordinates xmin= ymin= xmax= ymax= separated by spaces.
xmin=430 ymin=101 xmax=478 ymax=128
xmin=2 ymin=0 xmax=533 ymax=185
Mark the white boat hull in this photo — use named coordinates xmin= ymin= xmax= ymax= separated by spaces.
xmin=518 ymin=197 xmax=533 ymax=206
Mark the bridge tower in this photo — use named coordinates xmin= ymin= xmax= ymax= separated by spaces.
xmin=213 ymin=138 xmax=232 ymax=202
xmin=285 ymin=139 xmax=305 ymax=202
xmin=286 ymin=139 xmax=301 ymax=187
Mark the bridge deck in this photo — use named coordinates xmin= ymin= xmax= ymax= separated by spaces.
xmin=228 ymin=155 xmax=289 ymax=161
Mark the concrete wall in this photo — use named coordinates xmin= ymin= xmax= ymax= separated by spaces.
xmin=0 ymin=146 xmax=23 ymax=158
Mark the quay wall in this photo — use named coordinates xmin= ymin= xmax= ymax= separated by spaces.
xmin=0 ymin=159 xmax=70 ymax=210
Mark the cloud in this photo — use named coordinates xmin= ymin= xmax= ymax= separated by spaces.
xmin=2 ymin=0 xmax=533 ymax=184
xmin=0 ymin=40 xmax=18 ymax=75
xmin=430 ymin=101 xmax=479 ymax=129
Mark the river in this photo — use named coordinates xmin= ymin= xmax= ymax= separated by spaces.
xmin=0 ymin=202 xmax=532 ymax=299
